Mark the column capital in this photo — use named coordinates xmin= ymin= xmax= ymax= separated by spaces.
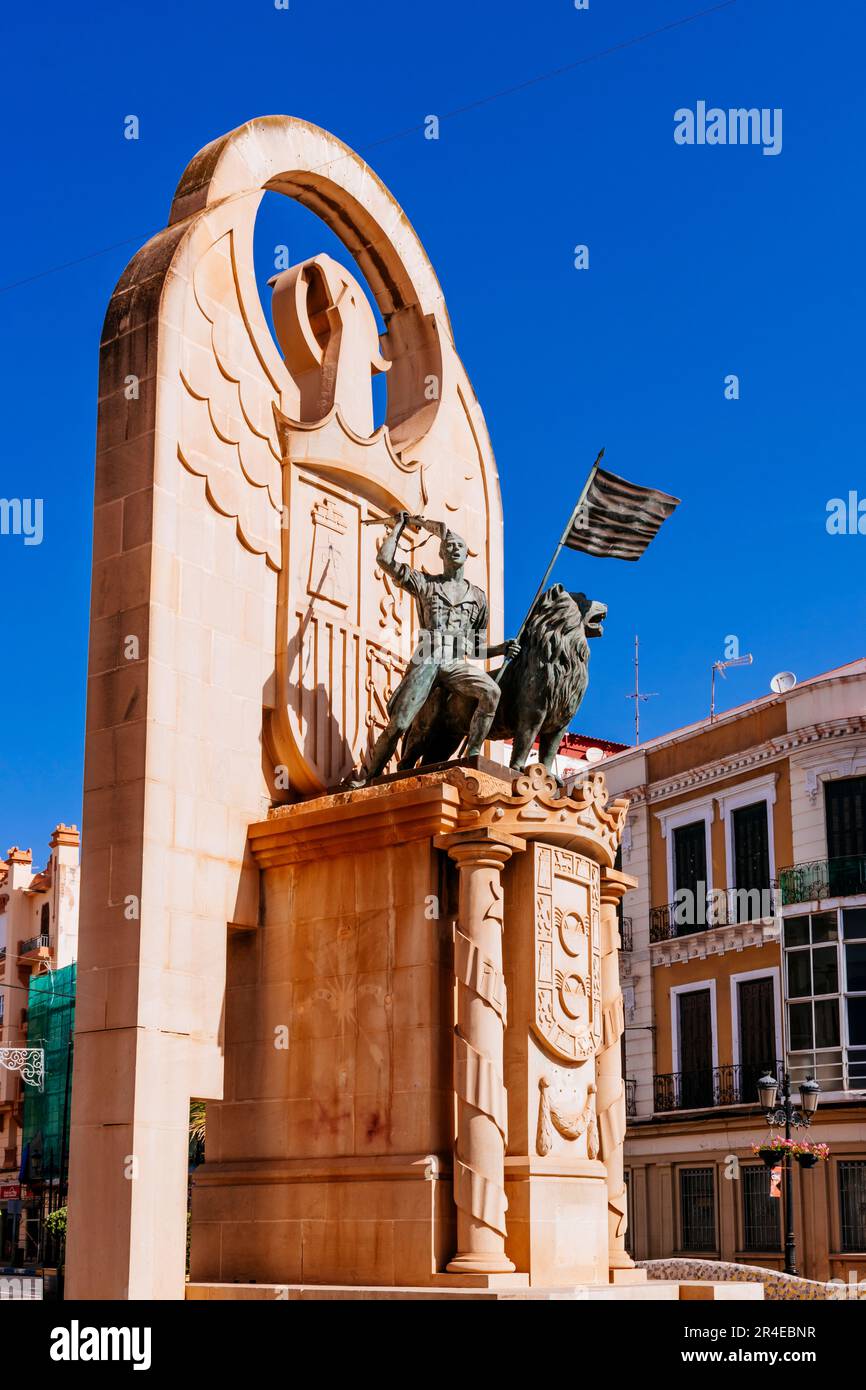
xmin=599 ymin=866 xmax=637 ymax=905
xmin=435 ymin=827 xmax=526 ymax=865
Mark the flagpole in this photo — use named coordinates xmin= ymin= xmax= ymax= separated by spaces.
xmin=454 ymin=446 xmax=605 ymax=761
xmin=494 ymin=447 xmax=604 ymax=688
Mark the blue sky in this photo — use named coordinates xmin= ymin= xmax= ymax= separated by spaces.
xmin=1 ymin=0 xmax=863 ymax=859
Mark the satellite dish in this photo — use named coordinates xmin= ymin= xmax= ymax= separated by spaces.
xmin=770 ymin=671 xmax=797 ymax=695
xmin=584 ymin=746 xmax=605 ymax=764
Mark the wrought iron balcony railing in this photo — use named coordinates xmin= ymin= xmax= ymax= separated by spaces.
xmin=650 ymin=885 xmax=779 ymax=942
xmin=620 ymin=916 xmax=633 ymax=952
xmin=625 ymin=1077 xmax=637 ymax=1118
xmin=654 ymin=1061 xmax=784 ymax=1113
xmin=779 ymin=854 xmax=866 ymax=906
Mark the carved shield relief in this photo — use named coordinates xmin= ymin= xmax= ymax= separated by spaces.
xmin=276 ymin=446 xmax=422 ymax=792
xmin=531 ymin=844 xmax=602 ymax=1063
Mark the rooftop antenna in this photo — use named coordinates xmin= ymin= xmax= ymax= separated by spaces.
xmin=624 ymin=636 xmax=658 ymax=745
xmin=710 ymin=653 xmax=753 ymax=722
xmin=770 ymin=670 xmax=798 ymax=695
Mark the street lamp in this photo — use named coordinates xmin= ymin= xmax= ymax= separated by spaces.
xmin=757 ymin=1071 xmax=778 ymax=1111
xmin=799 ymin=1077 xmax=820 ymax=1116
xmin=757 ymin=1071 xmax=820 ymax=1275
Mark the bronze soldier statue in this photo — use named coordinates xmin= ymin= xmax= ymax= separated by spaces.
xmin=353 ymin=510 xmax=520 ymax=784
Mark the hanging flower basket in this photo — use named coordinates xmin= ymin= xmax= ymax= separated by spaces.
xmin=753 ymin=1136 xmax=796 ymax=1167
xmin=794 ymin=1141 xmax=830 ymax=1169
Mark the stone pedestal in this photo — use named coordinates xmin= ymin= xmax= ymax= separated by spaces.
xmin=190 ymin=776 xmax=462 ymax=1289
xmin=188 ymin=762 xmax=632 ymax=1291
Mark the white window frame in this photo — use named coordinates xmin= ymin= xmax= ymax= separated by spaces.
xmin=670 ymin=979 xmax=719 ymax=1077
xmin=716 ymin=773 xmax=778 ymax=889
xmin=730 ymin=966 xmax=783 ymax=1073
xmin=799 ymin=747 xmax=866 ymax=802
xmin=656 ymin=794 xmax=716 ymax=905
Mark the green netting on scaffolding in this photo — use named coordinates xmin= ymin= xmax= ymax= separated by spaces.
xmin=22 ymin=963 xmax=76 ymax=1183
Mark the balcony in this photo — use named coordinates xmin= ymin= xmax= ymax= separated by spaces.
xmin=0 ymin=947 xmax=5 ymax=961
xmin=18 ymin=934 xmax=50 ymax=963
xmin=654 ymin=1061 xmax=783 ymax=1114
xmin=779 ymin=854 xmax=866 ymax=906
xmin=650 ymin=885 xmax=779 ymax=943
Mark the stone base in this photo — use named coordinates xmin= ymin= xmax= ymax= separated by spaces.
xmin=187 ymin=1279 xmax=764 ymax=1302
xmin=609 ymin=1267 xmax=648 ymax=1285
xmin=504 ymin=1161 xmax=610 ymax=1285
xmin=351 ymin=753 xmax=519 ymax=794
xmin=431 ymin=1271 xmax=527 ymax=1288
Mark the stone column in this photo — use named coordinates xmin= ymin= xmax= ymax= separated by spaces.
xmin=436 ymin=827 xmax=525 ymax=1275
xmin=598 ymin=866 xmax=639 ymax=1280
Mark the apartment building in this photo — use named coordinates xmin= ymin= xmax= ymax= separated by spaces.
xmin=604 ymin=659 xmax=866 ymax=1282
xmin=0 ymin=826 xmax=79 ymax=1264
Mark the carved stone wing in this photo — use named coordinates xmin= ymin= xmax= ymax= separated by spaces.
xmin=178 ymin=229 xmax=286 ymax=568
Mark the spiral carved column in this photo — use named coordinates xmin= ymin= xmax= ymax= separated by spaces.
xmin=598 ymin=867 xmax=638 ymax=1277
xmin=437 ymin=827 xmax=525 ymax=1275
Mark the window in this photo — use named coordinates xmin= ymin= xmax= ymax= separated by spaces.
xmin=673 ymin=821 xmax=708 ymax=929
xmin=737 ymin=976 xmax=777 ymax=1100
xmin=680 ymin=1167 xmax=716 ymax=1251
xmin=825 ymin=777 xmax=866 ymax=861
xmin=784 ymin=908 xmax=866 ymax=1089
xmin=838 ymin=1162 xmax=866 ymax=1252
xmin=40 ymin=903 xmax=50 ymax=939
xmin=733 ymin=802 xmax=771 ymax=917
xmin=677 ymin=988 xmax=714 ymax=1108
xmin=741 ymin=1165 xmax=781 ymax=1251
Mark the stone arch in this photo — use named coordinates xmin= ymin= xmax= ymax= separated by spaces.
xmin=167 ymin=115 xmax=449 ymax=448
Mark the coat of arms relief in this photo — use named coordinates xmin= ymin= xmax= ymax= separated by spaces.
xmin=531 ymin=843 xmax=602 ymax=1159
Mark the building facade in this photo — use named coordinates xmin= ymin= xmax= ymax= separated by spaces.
xmin=497 ymin=731 xmax=629 ymax=782
xmin=604 ymin=660 xmax=866 ymax=1283
xmin=0 ymin=825 xmax=79 ymax=1265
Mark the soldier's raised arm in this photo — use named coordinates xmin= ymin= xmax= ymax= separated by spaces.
xmin=375 ymin=510 xmax=409 ymax=569
xmin=375 ymin=511 xmax=426 ymax=595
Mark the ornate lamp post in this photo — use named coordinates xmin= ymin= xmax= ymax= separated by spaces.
xmin=757 ymin=1071 xmax=820 ymax=1275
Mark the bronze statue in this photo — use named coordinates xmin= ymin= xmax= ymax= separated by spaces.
xmin=345 ymin=451 xmax=679 ymax=784
xmin=400 ymin=583 xmax=606 ymax=773
xmin=351 ymin=511 xmax=521 ymax=785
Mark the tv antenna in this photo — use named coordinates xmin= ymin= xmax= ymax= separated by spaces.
xmin=625 ymin=636 xmax=658 ymax=745
xmin=710 ymin=653 xmax=753 ymax=722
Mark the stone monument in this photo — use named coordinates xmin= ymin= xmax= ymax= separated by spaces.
xmin=65 ymin=116 xmax=640 ymax=1299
